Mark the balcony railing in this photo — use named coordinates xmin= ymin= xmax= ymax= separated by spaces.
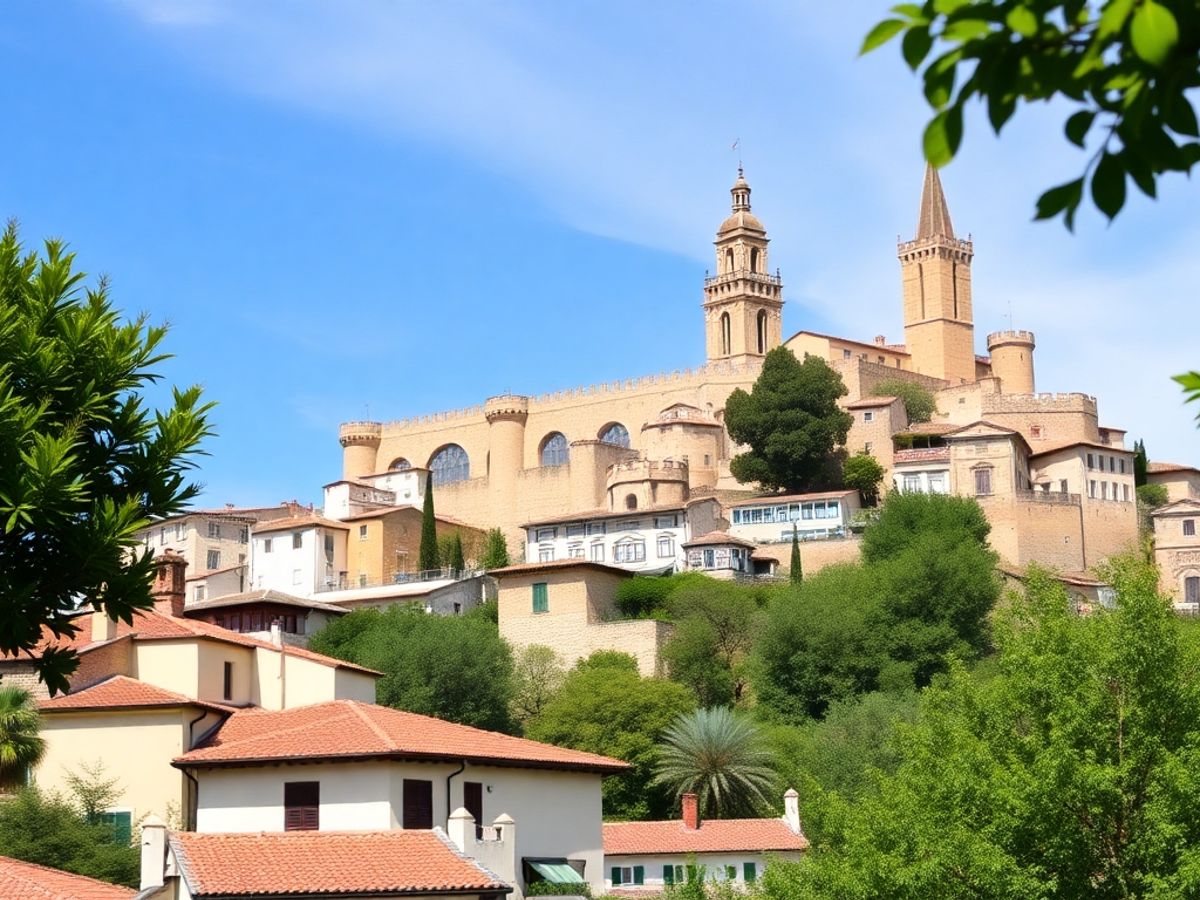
xmin=1015 ymin=489 xmax=1081 ymax=506
xmin=703 ymin=269 xmax=783 ymax=288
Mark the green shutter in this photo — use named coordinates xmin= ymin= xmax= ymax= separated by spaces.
xmin=611 ymin=867 xmax=622 ymax=886
xmin=532 ymin=582 xmax=548 ymax=613
xmin=663 ymin=865 xmax=674 ymax=885
xmin=725 ymin=866 xmax=736 ymax=880
xmin=633 ymin=866 xmax=644 ymax=886
xmin=743 ymin=863 xmax=756 ymax=883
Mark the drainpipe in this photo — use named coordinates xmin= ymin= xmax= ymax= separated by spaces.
xmin=445 ymin=760 xmax=466 ymax=828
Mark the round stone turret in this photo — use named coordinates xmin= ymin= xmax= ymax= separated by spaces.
xmin=987 ymin=330 xmax=1036 ymax=395
xmin=483 ymin=394 xmax=530 ymax=424
xmin=338 ymin=421 xmax=383 ymax=481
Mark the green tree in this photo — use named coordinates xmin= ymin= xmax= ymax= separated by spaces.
xmin=526 ymin=651 xmax=695 ymax=820
xmin=762 ymin=559 xmax=1200 ymax=899
xmin=0 ymin=225 xmax=212 ymax=693
xmin=861 ymin=490 xmax=992 ymax=563
xmin=309 ymin=605 xmax=516 ymax=732
xmin=0 ymin=771 xmax=139 ymax=887
xmin=724 ymin=348 xmax=853 ymax=492
xmin=615 ymin=572 xmax=714 ymax=620
xmin=653 ymin=707 xmax=776 ymax=819
xmin=0 ymin=687 xmax=44 ymax=790
xmin=841 ymin=453 xmax=885 ymax=507
xmin=510 ymin=644 xmax=566 ymax=729
xmin=790 ymin=526 xmax=803 ymax=585
xmin=479 ymin=527 xmax=510 ymax=569
xmin=661 ymin=581 xmax=765 ymax=707
xmin=1138 ymin=482 xmax=1169 ymax=508
xmin=418 ymin=472 xmax=439 ymax=573
xmin=870 ymin=379 xmax=936 ymax=424
xmin=863 ymin=1 xmax=1200 ymax=229
xmin=448 ymin=532 xmax=465 ymax=575
xmin=1134 ymin=437 xmax=1149 ymax=486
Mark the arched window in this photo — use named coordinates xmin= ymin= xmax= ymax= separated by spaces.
xmin=625 ymin=494 xmax=638 ymax=510
xmin=599 ymin=423 xmax=630 ymax=448
xmin=720 ymin=312 xmax=731 ymax=356
xmin=750 ymin=247 xmax=760 ymax=273
xmin=429 ymin=445 xmax=470 ymax=485
xmin=952 ymin=261 xmax=959 ymax=318
xmin=389 ymin=458 xmax=412 ymax=471
xmin=724 ymin=248 xmax=734 ymax=272
xmin=756 ymin=310 xmax=768 ymax=354
xmin=918 ymin=262 xmax=926 ymax=319
xmin=540 ymin=432 xmax=569 ymax=467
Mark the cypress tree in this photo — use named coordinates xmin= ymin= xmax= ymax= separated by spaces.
xmin=790 ymin=525 xmax=803 ymax=584
xmin=449 ymin=532 xmax=465 ymax=576
xmin=418 ymin=471 xmax=440 ymax=573
xmin=1134 ymin=438 xmax=1148 ymax=487
xmin=480 ymin=528 xmax=510 ymax=569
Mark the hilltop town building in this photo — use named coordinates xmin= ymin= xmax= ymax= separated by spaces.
xmin=334 ymin=167 xmax=1138 ymax=575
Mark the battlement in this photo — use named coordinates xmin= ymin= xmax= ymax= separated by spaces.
xmin=982 ymin=392 xmax=1097 ymax=414
xmin=897 ymin=235 xmax=973 ymax=261
xmin=484 ymin=394 xmax=530 ymax=422
xmin=338 ymin=421 xmax=383 ymax=446
xmin=987 ymin=330 xmax=1036 ymax=348
xmin=608 ymin=457 xmax=689 ymax=478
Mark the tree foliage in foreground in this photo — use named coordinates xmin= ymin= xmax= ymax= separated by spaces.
xmin=479 ymin=527 xmax=510 ymax=569
xmin=863 ymin=0 xmax=1200 ymax=229
xmin=841 ymin=452 xmax=885 ymax=507
xmin=754 ymin=492 xmax=998 ymax=721
xmin=870 ymin=378 xmax=936 ymax=424
xmin=0 ymin=784 xmax=139 ymax=888
xmin=0 ymin=224 xmax=212 ymax=693
xmin=0 ymin=686 xmax=45 ymax=788
xmin=525 ymin=652 xmax=695 ymax=820
xmin=653 ymin=707 xmax=776 ymax=819
xmin=308 ymin=605 xmax=515 ymax=732
xmin=763 ymin=559 xmax=1200 ymax=899
xmin=724 ymin=348 xmax=853 ymax=493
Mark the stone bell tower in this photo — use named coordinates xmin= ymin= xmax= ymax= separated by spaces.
xmin=703 ymin=168 xmax=784 ymax=364
xmin=898 ymin=165 xmax=976 ymax=385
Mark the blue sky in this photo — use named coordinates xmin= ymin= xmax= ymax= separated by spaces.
xmin=1 ymin=1 xmax=1195 ymax=506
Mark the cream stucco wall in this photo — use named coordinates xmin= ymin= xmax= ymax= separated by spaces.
xmin=133 ymin=641 xmax=201 ymax=700
xmin=605 ymin=850 xmax=802 ymax=891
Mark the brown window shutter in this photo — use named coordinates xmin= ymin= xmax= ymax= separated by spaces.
xmin=284 ymin=782 xmax=319 ymax=831
xmin=403 ymin=779 xmax=434 ymax=829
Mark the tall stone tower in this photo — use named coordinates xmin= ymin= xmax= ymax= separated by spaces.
xmin=703 ymin=168 xmax=784 ymax=364
xmin=898 ymin=165 xmax=976 ymax=384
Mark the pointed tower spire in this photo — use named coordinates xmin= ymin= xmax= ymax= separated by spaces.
xmin=916 ymin=163 xmax=954 ymax=239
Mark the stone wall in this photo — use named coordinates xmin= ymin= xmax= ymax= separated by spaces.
xmin=747 ymin=536 xmax=863 ymax=575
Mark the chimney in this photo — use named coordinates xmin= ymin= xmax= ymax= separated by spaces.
xmin=152 ymin=550 xmax=188 ymax=618
xmin=681 ymin=793 xmax=699 ymax=830
xmin=874 ymin=334 xmax=886 ymax=346
xmin=448 ymin=806 xmax=473 ymax=852
xmin=783 ymin=788 xmax=803 ymax=836
xmin=139 ymin=814 xmax=167 ymax=890
xmin=269 ymin=618 xmax=283 ymax=647
xmin=91 ymin=608 xmax=118 ymax=644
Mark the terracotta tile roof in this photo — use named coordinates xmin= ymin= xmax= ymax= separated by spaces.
xmin=1148 ymin=461 xmax=1200 ymax=475
xmin=784 ymin=329 xmax=911 ymax=356
xmin=252 ymin=515 xmax=349 ymax=534
xmin=0 ymin=854 xmax=134 ymax=899
xmin=29 ymin=607 xmax=380 ymax=677
xmin=169 ymin=830 xmax=510 ymax=897
xmin=489 ymin=559 xmax=633 ymax=580
xmin=725 ymin=490 xmax=856 ymax=509
xmin=603 ymin=818 xmax=808 ymax=855
xmin=897 ymin=421 xmax=957 ymax=436
xmin=175 ymin=699 xmax=630 ymax=772
xmin=182 ymin=590 xmax=347 ymax=615
xmin=1028 ymin=438 xmax=1135 ymax=458
xmin=521 ymin=504 xmax=686 ymax=528
xmin=845 ymin=396 xmax=899 ymax=409
xmin=682 ymin=531 xmax=755 ymax=549
xmin=39 ymin=675 xmax=233 ymax=715
xmin=185 ymin=562 xmax=247 ymax=582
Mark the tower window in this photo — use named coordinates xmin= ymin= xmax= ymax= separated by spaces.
xmin=720 ymin=312 xmax=731 ymax=356
xmin=725 ymin=248 xmax=734 ymax=273
xmin=918 ymin=262 xmax=926 ymax=319
xmin=952 ymin=261 xmax=959 ymax=318
xmin=750 ymin=247 xmax=760 ymax=273
xmin=756 ymin=310 xmax=768 ymax=354
xmin=625 ymin=494 xmax=638 ymax=510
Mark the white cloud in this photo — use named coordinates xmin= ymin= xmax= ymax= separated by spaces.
xmin=109 ymin=0 xmax=1200 ymax=461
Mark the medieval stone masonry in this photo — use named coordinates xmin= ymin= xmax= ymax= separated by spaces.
xmin=336 ymin=166 xmax=1141 ymax=581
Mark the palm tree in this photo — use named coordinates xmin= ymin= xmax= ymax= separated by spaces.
xmin=653 ymin=707 xmax=775 ymax=818
xmin=0 ymin=686 xmax=45 ymax=790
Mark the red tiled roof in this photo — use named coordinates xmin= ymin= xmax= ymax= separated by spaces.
xmin=520 ymin=504 xmax=686 ymax=528
xmin=682 ymin=531 xmax=755 ymax=549
xmin=170 ymin=830 xmax=510 ymax=897
xmin=784 ymin=330 xmax=911 ymax=356
xmin=1148 ymin=461 xmax=1200 ymax=475
xmin=603 ymin=819 xmax=808 ymax=855
xmin=252 ymin=515 xmax=350 ymax=534
xmin=489 ymin=559 xmax=633 ymax=579
xmin=845 ymin=396 xmax=899 ymax=409
xmin=182 ymin=590 xmax=347 ymax=615
xmin=39 ymin=675 xmax=233 ymax=715
xmin=175 ymin=699 xmax=631 ymax=772
xmin=0 ymin=854 xmax=134 ymax=899
xmin=28 ymin=607 xmax=380 ymax=677
xmin=1028 ymin=439 xmax=1135 ymax=458
xmin=725 ymin=490 xmax=856 ymax=509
